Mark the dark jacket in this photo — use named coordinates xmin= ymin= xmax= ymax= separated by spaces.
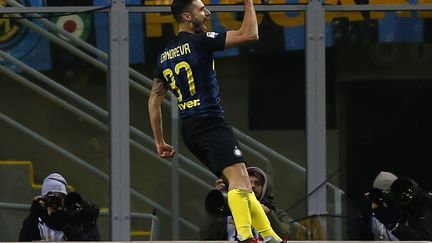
xmin=200 ymin=167 xmax=291 ymax=240
xmin=19 ymin=216 xmax=100 ymax=241
xmin=18 ymin=200 xmax=100 ymax=241
xmin=359 ymin=177 xmax=432 ymax=241
xmin=392 ymin=192 xmax=432 ymax=240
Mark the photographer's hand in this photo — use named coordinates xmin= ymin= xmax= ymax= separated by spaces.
xmin=261 ymin=203 xmax=271 ymax=214
xmin=30 ymin=196 xmax=45 ymax=218
xmin=215 ymin=178 xmax=227 ymax=191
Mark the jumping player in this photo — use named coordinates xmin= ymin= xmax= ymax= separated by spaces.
xmin=148 ymin=0 xmax=285 ymax=242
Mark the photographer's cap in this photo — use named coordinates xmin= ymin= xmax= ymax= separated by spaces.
xmin=41 ymin=173 xmax=68 ymax=196
xmin=373 ymin=171 xmax=397 ymax=192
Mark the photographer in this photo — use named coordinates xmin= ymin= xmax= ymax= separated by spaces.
xmin=18 ymin=173 xmax=100 ymax=241
xmin=200 ymin=166 xmax=291 ymax=241
xmin=358 ymin=171 xmax=400 ymax=240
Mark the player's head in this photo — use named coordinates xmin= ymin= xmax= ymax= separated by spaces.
xmin=171 ymin=0 xmax=211 ymax=33
xmin=171 ymin=0 xmax=194 ymax=22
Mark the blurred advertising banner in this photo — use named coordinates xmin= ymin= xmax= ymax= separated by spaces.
xmin=0 ymin=0 xmax=51 ymax=71
xmin=93 ymin=0 xmax=145 ymax=64
xmin=1 ymin=0 xmax=431 ymax=70
xmin=140 ymin=0 xmax=432 ymax=58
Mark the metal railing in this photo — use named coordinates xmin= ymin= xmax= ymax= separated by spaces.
xmin=0 ymin=201 xmax=160 ymax=240
xmin=0 ymin=111 xmax=199 ymax=233
xmin=0 ymin=0 xmax=349 ymax=238
xmin=4 ymin=0 xmax=274 ymax=178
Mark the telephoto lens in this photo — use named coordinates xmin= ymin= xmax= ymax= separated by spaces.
xmin=205 ymin=189 xmax=231 ymax=216
xmin=64 ymin=192 xmax=83 ymax=215
xmin=390 ymin=177 xmax=419 ymax=207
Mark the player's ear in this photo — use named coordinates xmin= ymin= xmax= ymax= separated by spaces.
xmin=181 ymin=12 xmax=192 ymax=22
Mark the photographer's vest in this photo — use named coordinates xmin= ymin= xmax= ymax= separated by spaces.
xmin=38 ymin=218 xmax=65 ymax=241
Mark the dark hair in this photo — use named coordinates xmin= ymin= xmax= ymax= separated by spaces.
xmin=248 ymin=171 xmax=265 ymax=186
xmin=171 ymin=0 xmax=194 ymax=23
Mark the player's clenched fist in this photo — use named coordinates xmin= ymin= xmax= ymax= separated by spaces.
xmin=156 ymin=142 xmax=176 ymax=158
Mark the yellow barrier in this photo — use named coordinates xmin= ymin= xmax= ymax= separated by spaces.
xmin=0 ymin=160 xmax=74 ymax=192
xmin=0 ymin=161 xmax=152 ymax=238
xmin=130 ymin=231 xmax=151 ymax=237
xmin=295 ymin=216 xmax=324 ymax=240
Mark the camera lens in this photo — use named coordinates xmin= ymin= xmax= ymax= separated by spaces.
xmin=205 ymin=189 xmax=230 ymax=216
xmin=69 ymin=203 xmax=83 ymax=214
xmin=390 ymin=177 xmax=418 ymax=206
xmin=64 ymin=192 xmax=83 ymax=214
xmin=43 ymin=192 xmax=65 ymax=209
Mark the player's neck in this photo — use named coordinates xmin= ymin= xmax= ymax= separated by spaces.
xmin=178 ymin=23 xmax=196 ymax=35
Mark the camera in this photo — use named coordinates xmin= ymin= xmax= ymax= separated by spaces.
xmin=390 ymin=177 xmax=420 ymax=207
xmin=43 ymin=192 xmax=66 ymax=211
xmin=64 ymin=192 xmax=84 ymax=215
xmin=64 ymin=192 xmax=100 ymax=224
xmin=205 ymin=189 xmax=231 ymax=216
xmin=368 ymin=187 xmax=392 ymax=207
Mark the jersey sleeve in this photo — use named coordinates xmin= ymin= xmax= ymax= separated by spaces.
xmin=194 ymin=31 xmax=227 ymax=52
xmin=153 ymin=58 xmax=165 ymax=81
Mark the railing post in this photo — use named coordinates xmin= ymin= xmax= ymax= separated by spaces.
xmin=306 ymin=0 xmax=327 ymax=237
xmin=334 ymin=189 xmax=343 ymax=240
xmin=109 ymin=0 xmax=130 ymax=240
xmin=149 ymin=214 xmax=160 ymax=240
xmin=170 ymin=93 xmax=180 ymax=239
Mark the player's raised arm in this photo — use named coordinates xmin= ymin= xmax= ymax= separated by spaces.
xmin=148 ymin=78 xmax=176 ymax=158
xmin=225 ymin=0 xmax=259 ymax=49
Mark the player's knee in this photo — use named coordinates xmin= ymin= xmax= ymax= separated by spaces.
xmin=228 ymin=175 xmax=252 ymax=191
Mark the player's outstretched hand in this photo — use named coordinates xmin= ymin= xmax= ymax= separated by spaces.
xmin=157 ymin=142 xmax=176 ymax=158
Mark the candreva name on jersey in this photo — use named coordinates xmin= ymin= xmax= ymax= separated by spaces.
xmin=160 ymin=43 xmax=191 ymax=63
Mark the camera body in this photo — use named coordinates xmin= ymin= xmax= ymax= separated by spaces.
xmin=205 ymin=189 xmax=231 ymax=217
xmin=368 ymin=187 xmax=393 ymax=207
xmin=43 ymin=192 xmax=66 ymax=211
xmin=64 ymin=192 xmax=100 ymax=224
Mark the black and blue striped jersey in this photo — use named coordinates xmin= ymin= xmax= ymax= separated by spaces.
xmin=154 ymin=31 xmax=227 ymax=119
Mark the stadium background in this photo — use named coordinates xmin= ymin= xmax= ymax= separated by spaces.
xmin=1 ymin=0 xmax=432 ymax=241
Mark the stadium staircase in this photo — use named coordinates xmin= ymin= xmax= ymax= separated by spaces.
xmin=0 ymin=160 xmax=158 ymax=240
xmin=0 ymin=0 xmax=344 ymax=241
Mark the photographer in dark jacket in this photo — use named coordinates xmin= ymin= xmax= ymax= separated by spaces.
xmin=358 ymin=171 xmax=400 ymax=240
xmin=387 ymin=177 xmax=432 ymax=241
xmin=18 ymin=173 xmax=100 ymax=241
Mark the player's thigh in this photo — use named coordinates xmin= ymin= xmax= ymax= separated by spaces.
xmin=199 ymin=123 xmax=245 ymax=175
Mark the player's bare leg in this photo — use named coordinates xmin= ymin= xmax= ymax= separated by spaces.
xmin=223 ymin=163 xmax=254 ymax=241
